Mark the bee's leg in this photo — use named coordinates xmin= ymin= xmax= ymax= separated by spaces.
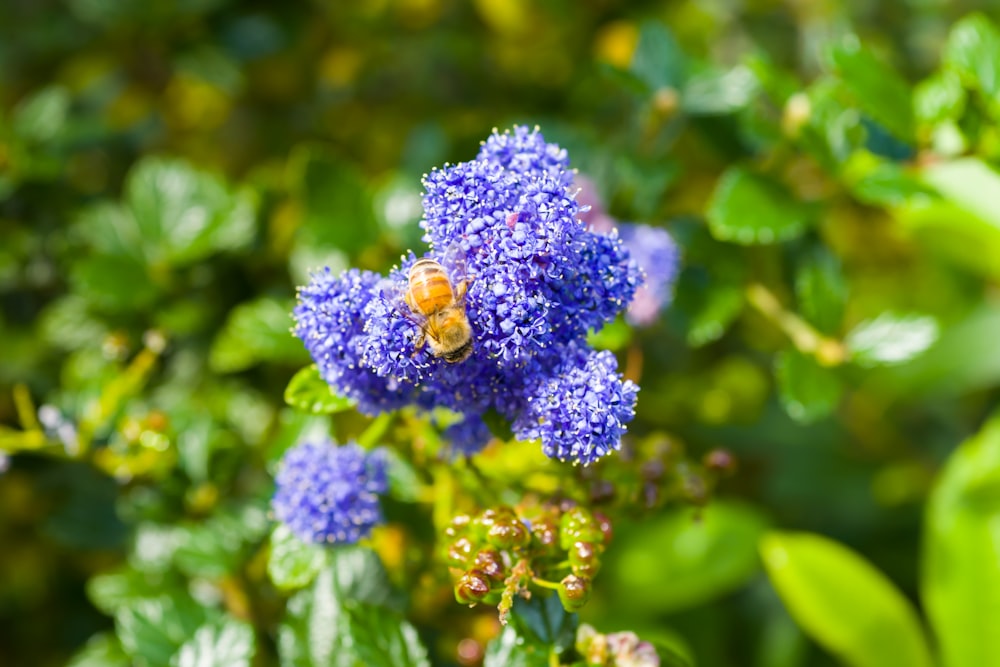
xmin=411 ymin=328 xmax=426 ymax=356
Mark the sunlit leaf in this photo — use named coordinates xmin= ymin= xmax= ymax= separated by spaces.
xmin=943 ymin=13 xmax=1000 ymax=100
xmin=284 ymin=365 xmax=355 ymax=414
xmin=268 ymin=524 xmax=330 ymax=591
xmin=846 ymin=313 xmax=938 ymax=367
xmin=681 ymin=66 xmax=758 ymax=116
xmin=610 ymin=502 xmax=768 ymax=613
xmin=210 ymin=297 xmax=308 ymax=373
xmin=707 ymin=168 xmax=813 ymax=245
xmin=631 ymin=22 xmax=687 ymax=92
xmin=171 ymin=618 xmax=255 ymax=667
xmin=794 ymin=248 xmax=847 ymax=335
xmin=761 ymin=531 xmax=933 ymax=667
xmin=923 ymin=413 xmax=1000 ymax=667
xmin=116 ymin=594 xmax=214 ymax=667
xmin=67 ymin=633 xmax=130 ymax=667
xmin=826 ymin=37 xmax=914 ymax=141
xmin=483 ymin=625 xmax=551 ymax=667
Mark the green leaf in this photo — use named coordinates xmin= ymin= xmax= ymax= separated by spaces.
xmin=845 ymin=313 xmax=938 ymax=367
xmin=898 ymin=159 xmax=1000 ymax=277
xmin=509 ymin=595 xmax=577 ymax=651
xmin=923 ymin=414 xmax=1000 ymax=667
xmin=116 ymin=594 xmax=214 ymax=667
xmin=914 ymin=70 xmax=966 ymax=125
xmin=794 ymin=248 xmax=847 ymax=335
xmin=483 ymin=625 xmax=551 ymax=667
xmin=173 ymin=504 xmax=269 ymax=578
xmin=278 ymin=564 xmax=426 ymax=667
xmin=171 ymin=617 xmax=255 ymax=667
xmin=631 ymin=22 xmax=687 ymax=92
xmin=87 ymin=567 xmax=172 ymax=614
xmin=681 ymin=66 xmax=758 ymax=116
xmin=291 ymin=147 xmax=380 ymax=257
xmin=284 ymin=365 xmax=355 ymax=414
xmin=775 ymin=350 xmax=842 ymax=423
xmin=210 ymin=297 xmax=308 ymax=373
xmin=384 ymin=447 xmax=424 ymax=502
xmin=125 ymin=157 xmax=257 ymax=266
xmin=760 ymin=531 xmax=933 ymax=667
xmin=610 ymin=501 xmax=768 ymax=613
xmin=343 ymin=604 xmax=432 ymax=667
xmin=587 ymin=316 xmax=632 ymax=352
xmin=268 ymin=524 xmax=330 ymax=591
xmin=12 ymin=86 xmax=70 ymax=143
xmin=67 ymin=633 xmax=130 ymax=667
xmin=826 ymin=37 xmax=914 ymax=141
xmin=71 ymin=254 xmax=159 ymax=312
xmin=943 ymin=13 xmax=1000 ymax=100
xmin=707 ymin=168 xmax=812 ymax=245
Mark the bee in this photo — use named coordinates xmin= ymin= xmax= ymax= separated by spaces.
xmin=404 ymin=257 xmax=474 ymax=363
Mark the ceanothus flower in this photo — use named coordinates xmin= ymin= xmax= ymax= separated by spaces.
xmin=443 ymin=414 xmax=494 ymax=457
xmin=272 ymin=439 xmax=388 ymax=545
xmin=294 ymin=126 xmax=641 ymax=465
xmin=575 ymin=176 xmax=680 ymax=327
xmin=618 ymin=223 xmax=679 ymax=327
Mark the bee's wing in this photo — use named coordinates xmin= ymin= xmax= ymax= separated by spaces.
xmin=376 ymin=275 xmax=427 ymax=329
xmin=440 ymin=239 xmax=470 ymax=285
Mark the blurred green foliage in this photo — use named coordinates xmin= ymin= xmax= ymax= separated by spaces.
xmin=3 ymin=0 xmax=1000 ymax=666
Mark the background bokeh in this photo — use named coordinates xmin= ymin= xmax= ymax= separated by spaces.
xmin=3 ymin=1 xmax=1000 ymax=666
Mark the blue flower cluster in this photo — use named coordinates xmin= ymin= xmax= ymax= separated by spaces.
xmin=294 ymin=126 xmax=641 ymax=465
xmin=575 ymin=177 xmax=680 ymax=327
xmin=272 ymin=439 xmax=388 ymax=545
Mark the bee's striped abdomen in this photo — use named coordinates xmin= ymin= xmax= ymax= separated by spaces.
xmin=407 ymin=259 xmax=455 ymax=315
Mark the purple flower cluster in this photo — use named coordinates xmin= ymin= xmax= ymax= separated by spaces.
xmin=575 ymin=177 xmax=680 ymax=327
xmin=294 ymin=126 xmax=641 ymax=465
xmin=272 ymin=439 xmax=388 ymax=545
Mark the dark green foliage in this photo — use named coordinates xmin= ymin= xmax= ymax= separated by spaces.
xmin=3 ymin=2 xmax=1000 ymax=667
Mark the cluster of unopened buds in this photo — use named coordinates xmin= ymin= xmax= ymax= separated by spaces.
xmin=446 ymin=502 xmax=612 ymax=618
xmin=575 ymin=624 xmax=661 ymax=667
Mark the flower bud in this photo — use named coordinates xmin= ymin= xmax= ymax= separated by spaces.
xmin=569 ymin=540 xmax=601 ymax=578
xmin=486 ymin=517 xmax=530 ymax=550
xmin=455 ymin=570 xmax=491 ymax=606
xmin=445 ymin=514 xmax=472 ymax=539
xmin=531 ymin=517 xmax=559 ymax=554
xmin=473 ymin=506 xmax=516 ymax=540
xmin=592 ymin=510 xmax=613 ymax=545
xmin=704 ymin=448 xmax=737 ymax=476
xmin=560 ymin=506 xmax=603 ymax=550
xmin=447 ymin=536 xmax=475 ymax=568
xmin=473 ymin=549 xmax=507 ymax=584
xmin=558 ymin=574 xmax=591 ymax=611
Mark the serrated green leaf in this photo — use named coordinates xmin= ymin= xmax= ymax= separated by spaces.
xmin=12 ymin=86 xmax=70 ymax=143
xmin=483 ymin=625 xmax=551 ymax=667
xmin=943 ymin=13 xmax=1000 ymax=100
xmin=344 ymin=604 xmax=431 ymax=667
xmin=284 ymin=365 xmax=355 ymax=414
xmin=586 ymin=316 xmax=632 ymax=352
xmin=171 ymin=617 xmax=255 ymax=667
xmin=676 ymin=281 xmax=744 ymax=347
xmin=278 ymin=564 xmax=424 ymax=667
xmin=116 ymin=594 xmax=214 ymax=667
xmin=826 ymin=37 xmax=914 ymax=141
xmin=126 ymin=157 xmax=257 ymax=266
xmin=846 ymin=313 xmax=938 ymax=367
xmin=210 ymin=297 xmax=308 ymax=373
xmin=794 ymin=249 xmax=847 ymax=335
xmin=268 ymin=524 xmax=330 ymax=591
xmin=87 ymin=567 xmax=172 ymax=615
xmin=611 ymin=502 xmax=768 ymax=613
xmin=923 ymin=414 xmax=1000 ymax=667
xmin=775 ymin=350 xmax=842 ymax=423
xmin=707 ymin=168 xmax=812 ymax=245
xmin=761 ymin=531 xmax=933 ymax=667
xmin=630 ymin=22 xmax=687 ymax=92
xmin=173 ymin=504 xmax=269 ymax=578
